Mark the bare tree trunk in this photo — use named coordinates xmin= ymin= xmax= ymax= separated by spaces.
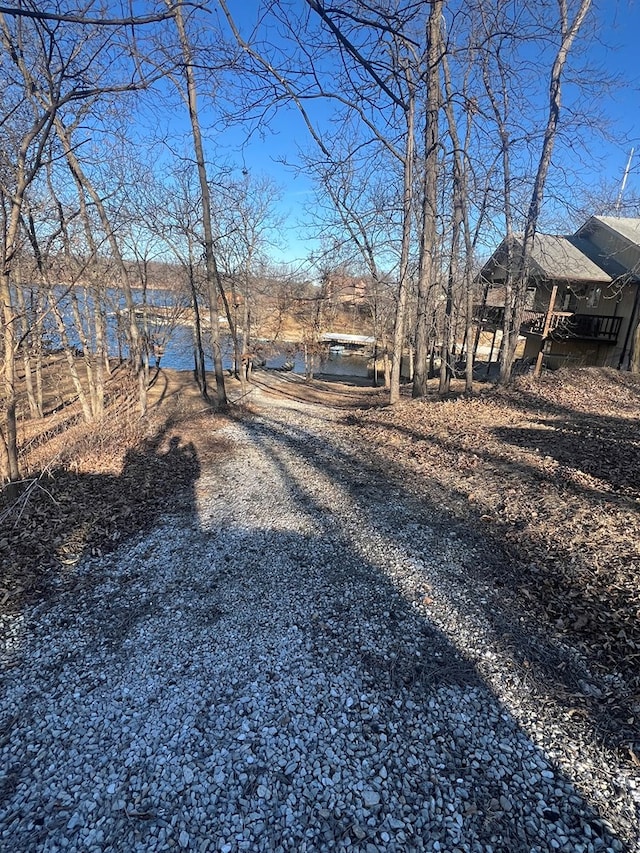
xmin=1 ymin=272 xmax=20 ymax=488
xmin=54 ymin=117 xmax=146 ymax=413
xmin=240 ymin=280 xmax=250 ymax=397
xmin=69 ymin=289 xmax=98 ymax=415
xmin=390 ymin=87 xmax=416 ymax=405
xmin=630 ymin=322 xmax=640 ymax=374
xmin=438 ymin=273 xmax=454 ymax=395
xmin=49 ymin=294 xmax=93 ymax=422
xmin=69 ymin=142 xmax=109 ymax=399
xmin=0 ymin=423 xmax=10 ymax=486
xmin=499 ymin=0 xmax=592 ymax=383
xmin=0 ymin=9 xmax=58 ymax=491
xmin=383 ymin=339 xmax=391 ymax=389
xmin=34 ymin=287 xmax=44 ymax=413
xmin=441 ymin=45 xmax=476 ymax=393
xmin=171 ymin=0 xmax=227 ymax=406
xmin=464 ymin=271 xmax=475 ymax=392
xmin=92 ymin=287 xmax=105 ymax=415
xmin=189 ymin=266 xmax=208 ymax=399
xmin=413 ymin=0 xmax=443 ymax=398
xmin=15 ymin=276 xmax=43 ymax=418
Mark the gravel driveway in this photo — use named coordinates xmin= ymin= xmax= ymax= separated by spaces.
xmin=1 ymin=378 xmax=638 ymax=852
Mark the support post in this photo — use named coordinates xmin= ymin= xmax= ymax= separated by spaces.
xmin=534 ymin=284 xmax=558 ymax=378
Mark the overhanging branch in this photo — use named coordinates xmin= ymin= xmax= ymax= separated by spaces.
xmin=0 ymin=3 xmax=203 ymax=26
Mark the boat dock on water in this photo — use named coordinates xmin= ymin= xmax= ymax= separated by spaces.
xmin=320 ymin=332 xmax=376 ymax=356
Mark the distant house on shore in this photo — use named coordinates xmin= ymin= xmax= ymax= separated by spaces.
xmin=478 ymin=216 xmax=640 ymax=370
xmin=322 ymin=272 xmax=368 ymax=306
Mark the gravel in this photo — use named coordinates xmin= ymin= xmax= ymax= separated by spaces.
xmin=1 ymin=382 xmax=638 ymax=852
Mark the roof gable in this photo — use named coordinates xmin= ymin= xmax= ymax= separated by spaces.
xmin=575 ymin=216 xmax=640 ymax=279
xmin=526 ymin=234 xmax=612 ymax=282
xmin=590 ymin=216 xmax=640 ymax=249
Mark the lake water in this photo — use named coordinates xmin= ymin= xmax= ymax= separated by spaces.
xmin=160 ymin=325 xmax=370 ymax=380
xmin=43 ymin=287 xmax=371 ymax=381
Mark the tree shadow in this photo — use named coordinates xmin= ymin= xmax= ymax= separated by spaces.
xmin=0 ymin=416 xmax=206 ymax=614
xmin=0 ymin=417 xmax=633 ymax=851
xmin=1 ymin=389 xmax=638 ymax=850
xmin=244 ymin=405 xmax=640 ymax=764
xmin=491 ymin=381 xmax=640 ymax=498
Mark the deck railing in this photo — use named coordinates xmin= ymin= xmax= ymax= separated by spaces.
xmin=478 ymin=306 xmax=622 ymax=343
xmin=522 ymin=312 xmax=622 ymax=342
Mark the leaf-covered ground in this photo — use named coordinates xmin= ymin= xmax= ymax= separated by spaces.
xmin=0 ymin=370 xmax=229 ymax=614
xmin=345 ymin=368 xmax=640 ymax=761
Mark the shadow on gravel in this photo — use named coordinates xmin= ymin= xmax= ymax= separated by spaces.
xmin=2 ymin=518 xmax=622 ymax=852
xmin=1 ymin=402 xmax=636 ymax=853
xmin=0 ymin=416 xmax=205 ymax=616
xmin=342 ymin=405 xmax=640 ymax=755
xmin=241 ymin=407 xmax=637 ymax=849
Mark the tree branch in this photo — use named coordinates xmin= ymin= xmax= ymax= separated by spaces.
xmin=0 ymin=3 xmax=200 ymax=26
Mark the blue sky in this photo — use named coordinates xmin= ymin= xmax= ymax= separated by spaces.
xmin=589 ymin=1 xmax=640 ymax=173
xmin=153 ymin=1 xmax=640 ymax=267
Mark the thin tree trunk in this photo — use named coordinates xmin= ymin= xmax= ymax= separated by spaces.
xmin=479 ymin=15 xmax=515 ymax=384
xmin=49 ymin=294 xmax=93 ymax=422
xmin=92 ymin=287 xmax=105 ymax=415
xmin=438 ymin=273 xmax=454 ymax=394
xmin=500 ymin=0 xmax=592 ymax=383
xmin=171 ymin=1 xmax=227 ymax=406
xmin=0 ymin=9 xmax=59 ymax=491
xmin=54 ymin=117 xmax=146 ymax=413
xmin=390 ymin=86 xmax=416 ymax=405
xmin=240 ymin=277 xmax=250 ymax=396
xmin=630 ymin=322 xmax=640 ymax=374
xmin=15 ymin=277 xmax=42 ymax=418
xmin=464 ymin=270 xmax=475 ymax=392
xmin=34 ymin=287 xmax=44 ymax=413
xmin=69 ymin=289 xmax=98 ymax=416
xmin=1 ymin=272 xmax=20 ymax=488
xmin=70 ymin=144 xmax=109 ymax=399
xmin=441 ymin=46 xmax=476 ymax=393
xmin=413 ymin=0 xmax=443 ymax=398
xmin=189 ymin=265 xmax=208 ymax=399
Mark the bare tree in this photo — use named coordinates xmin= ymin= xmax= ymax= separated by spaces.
xmin=168 ymin=0 xmax=227 ymax=406
xmin=0 ymin=2 xmax=167 ymax=489
xmin=212 ymin=172 xmax=284 ymax=392
xmin=477 ymin=0 xmax=595 ymax=383
xmin=142 ymin=165 xmax=215 ymax=398
xmin=413 ymin=0 xmax=444 ymax=397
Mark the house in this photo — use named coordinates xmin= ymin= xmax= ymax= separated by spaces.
xmin=478 ymin=216 xmax=640 ymax=370
xmin=322 ymin=272 xmax=368 ymax=306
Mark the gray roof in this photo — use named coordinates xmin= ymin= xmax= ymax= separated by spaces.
xmin=526 ymin=234 xmax=611 ymax=282
xmin=482 ymin=215 xmax=640 ymax=286
xmin=592 ymin=216 xmax=640 ymax=249
xmin=482 ymin=233 xmax=611 ymax=283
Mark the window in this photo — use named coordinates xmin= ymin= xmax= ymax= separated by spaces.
xmin=561 ymin=291 xmax=575 ymax=311
xmin=586 ymin=286 xmax=602 ymax=308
